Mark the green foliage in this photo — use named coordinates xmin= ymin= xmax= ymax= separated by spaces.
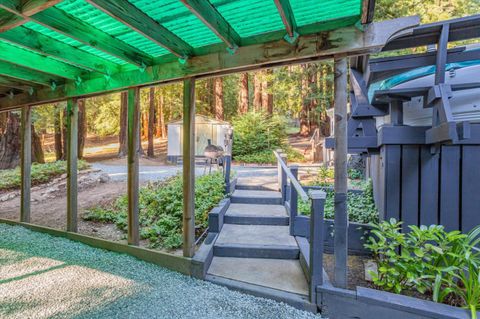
xmin=348 ymin=168 xmax=363 ymax=180
xmin=0 ymin=160 xmax=90 ymax=191
xmin=234 ymin=147 xmax=304 ymax=164
xmin=298 ymin=180 xmax=378 ymax=224
xmin=84 ymin=172 xmax=225 ymax=249
xmin=232 ymin=111 xmax=287 ymax=158
xmin=365 ymin=219 xmax=480 ymax=316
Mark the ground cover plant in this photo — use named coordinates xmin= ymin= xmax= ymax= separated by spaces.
xmin=0 ymin=160 xmax=90 ymax=191
xmin=365 ymin=219 xmax=480 ymax=318
xmin=298 ymin=180 xmax=378 ymax=224
xmin=84 ymin=172 xmax=225 ymax=249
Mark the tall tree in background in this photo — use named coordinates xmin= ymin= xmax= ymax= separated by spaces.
xmin=0 ymin=112 xmax=20 ymax=169
xmin=31 ymin=123 xmax=44 ymax=164
xmin=262 ymin=70 xmax=273 ymax=114
xmin=147 ymin=87 xmax=155 ymax=157
xmin=238 ymin=73 xmax=249 ymax=114
xmin=54 ymin=103 xmax=63 ymax=160
xmin=118 ymin=91 xmax=128 ymax=157
xmin=253 ymin=72 xmax=262 ymax=111
xmin=214 ymin=77 xmax=224 ymax=120
xmin=77 ymin=99 xmax=87 ymax=159
xmin=156 ymin=88 xmax=167 ymax=138
xmin=299 ymin=64 xmax=311 ymax=136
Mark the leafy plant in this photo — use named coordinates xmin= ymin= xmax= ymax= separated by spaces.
xmin=84 ymin=172 xmax=225 ymax=249
xmin=0 ymin=160 xmax=90 ymax=191
xmin=348 ymin=168 xmax=363 ymax=180
xmin=298 ymin=180 xmax=378 ymax=224
xmin=365 ymin=219 xmax=480 ymax=317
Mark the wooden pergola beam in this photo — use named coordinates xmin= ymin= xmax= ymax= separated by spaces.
xmin=86 ymin=0 xmax=193 ymax=59
xmin=66 ymin=98 xmax=78 ymax=232
xmin=20 ymin=105 xmax=32 ymax=223
xmin=0 ymin=41 xmax=91 ymax=80
xmin=0 ymin=60 xmax=62 ymax=87
xmin=0 ymin=0 xmax=61 ymax=32
xmin=0 ymin=76 xmax=36 ymax=92
xmin=0 ymin=16 xmax=420 ymax=110
xmin=361 ymin=0 xmax=376 ymax=24
xmin=180 ymin=0 xmax=241 ymax=51
xmin=274 ymin=0 xmax=297 ymax=41
xmin=0 ymin=27 xmax=120 ymax=74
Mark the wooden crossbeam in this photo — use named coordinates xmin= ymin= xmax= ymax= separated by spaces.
xmin=361 ymin=0 xmax=376 ymax=24
xmin=0 ymin=76 xmax=35 ymax=91
xmin=180 ymin=0 xmax=241 ymax=51
xmin=0 ymin=27 xmax=120 ymax=74
xmin=0 ymin=60 xmax=62 ymax=87
xmin=274 ymin=0 xmax=297 ymax=41
xmin=0 ymin=41 xmax=89 ymax=80
xmin=0 ymin=0 xmax=61 ymax=31
xmin=86 ymin=0 xmax=193 ymax=59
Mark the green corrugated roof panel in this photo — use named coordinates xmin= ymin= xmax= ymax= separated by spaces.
xmin=211 ymin=0 xmax=284 ymax=38
xmin=291 ymin=0 xmax=362 ymax=27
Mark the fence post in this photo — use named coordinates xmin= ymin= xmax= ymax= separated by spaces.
xmin=289 ymin=165 xmax=298 ymax=236
xmin=20 ymin=105 xmax=31 ymax=223
xmin=224 ymin=155 xmax=231 ymax=194
xmin=280 ymin=153 xmax=287 ymax=203
xmin=276 ymin=148 xmax=283 ymax=191
xmin=66 ymin=98 xmax=78 ymax=232
xmin=309 ymin=190 xmax=326 ymax=304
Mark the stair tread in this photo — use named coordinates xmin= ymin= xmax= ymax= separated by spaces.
xmin=225 ymin=203 xmax=287 ymax=217
xmin=208 ymin=257 xmax=308 ymax=295
xmin=232 ymin=189 xmax=282 ymax=198
xmin=216 ymin=224 xmax=297 ymax=247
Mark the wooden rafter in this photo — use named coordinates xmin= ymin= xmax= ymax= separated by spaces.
xmin=274 ymin=0 xmax=297 ymax=41
xmin=86 ymin=0 xmax=193 ymax=59
xmin=0 ymin=76 xmax=35 ymax=92
xmin=0 ymin=0 xmax=61 ymax=31
xmin=0 ymin=27 xmax=120 ymax=74
xmin=0 ymin=5 xmax=153 ymax=67
xmin=0 ymin=60 xmax=62 ymax=87
xmin=180 ymin=0 xmax=241 ymax=51
xmin=0 ymin=41 xmax=89 ymax=80
xmin=361 ymin=0 xmax=376 ymax=24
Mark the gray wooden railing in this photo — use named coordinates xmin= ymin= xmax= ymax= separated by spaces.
xmin=273 ymin=150 xmax=326 ymax=303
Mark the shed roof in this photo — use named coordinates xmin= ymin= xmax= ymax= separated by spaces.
xmin=0 ymin=0 xmax=402 ymax=110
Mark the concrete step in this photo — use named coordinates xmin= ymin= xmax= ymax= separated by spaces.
xmin=207 ymin=257 xmax=309 ymax=296
xmin=236 ymin=177 xmax=278 ymax=191
xmin=230 ymin=189 xmax=282 ymax=205
xmin=224 ymin=203 xmax=289 ymax=226
xmin=214 ymin=224 xmax=298 ymax=259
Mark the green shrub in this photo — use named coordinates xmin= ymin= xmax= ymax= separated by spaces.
xmin=84 ymin=172 xmax=225 ymax=249
xmin=365 ymin=219 xmax=480 ymax=317
xmin=234 ymin=148 xmax=305 ymax=164
xmin=0 ymin=160 xmax=90 ymax=191
xmin=298 ymin=180 xmax=378 ymax=224
xmin=232 ymin=111 xmax=287 ymax=158
xmin=348 ymin=168 xmax=363 ymax=180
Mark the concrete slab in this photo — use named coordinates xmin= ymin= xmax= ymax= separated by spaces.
xmin=226 ymin=204 xmax=287 ymax=217
xmin=236 ymin=177 xmax=278 ymax=191
xmin=216 ymin=224 xmax=297 ymax=247
xmin=208 ymin=257 xmax=309 ymax=295
xmin=232 ymin=189 xmax=282 ymax=199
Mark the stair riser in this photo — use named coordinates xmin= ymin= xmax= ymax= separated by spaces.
xmin=231 ymin=196 xmax=282 ymax=205
xmin=214 ymin=245 xmax=299 ymax=259
xmin=224 ymin=215 xmax=289 ymax=226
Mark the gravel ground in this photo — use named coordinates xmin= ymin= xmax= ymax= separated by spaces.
xmin=0 ymin=224 xmax=321 ymax=319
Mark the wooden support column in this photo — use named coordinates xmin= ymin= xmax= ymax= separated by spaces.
xmin=289 ymin=165 xmax=298 ymax=236
xmin=127 ymin=88 xmax=140 ymax=245
xmin=66 ymin=98 xmax=78 ymax=232
xmin=183 ymin=78 xmax=196 ymax=258
xmin=309 ymin=190 xmax=326 ymax=303
xmin=333 ymin=56 xmax=348 ymax=289
xmin=20 ymin=105 xmax=31 ymax=223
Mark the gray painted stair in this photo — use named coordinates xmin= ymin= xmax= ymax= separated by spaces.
xmin=213 ymin=224 xmax=299 ymax=259
xmin=224 ymin=203 xmax=289 ymax=225
xmin=230 ymin=189 xmax=282 ymax=205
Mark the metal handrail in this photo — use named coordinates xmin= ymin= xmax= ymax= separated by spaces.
xmin=273 ymin=150 xmax=309 ymax=201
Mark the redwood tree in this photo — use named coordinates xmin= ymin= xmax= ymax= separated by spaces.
xmin=77 ymin=99 xmax=87 ymax=159
xmin=253 ymin=72 xmax=262 ymax=111
xmin=118 ymin=91 xmax=128 ymax=157
xmin=214 ymin=77 xmax=224 ymax=120
xmin=0 ymin=112 xmax=20 ymax=169
xmin=147 ymin=87 xmax=155 ymax=157
xmin=238 ymin=73 xmax=249 ymax=114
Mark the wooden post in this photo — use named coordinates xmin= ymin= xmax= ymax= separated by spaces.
xmin=289 ymin=165 xmax=298 ymax=236
xmin=280 ymin=153 xmax=287 ymax=203
xmin=224 ymin=155 xmax=231 ymax=194
xmin=309 ymin=190 xmax=326 ymax=303
xmin=20 ymin=105 xmax=31 ymax=223
xmin=66 ymin=98 xmax=78 ymax=232
xmin=334 ymin=56 xmax=348 ymax=289
xmin=183 ymin=78 xmax=196 ymax=258
xmin=276 ymin=148 xmax=283 ymax=191
xmin=127 ymin=88 xmax=140 ymax=245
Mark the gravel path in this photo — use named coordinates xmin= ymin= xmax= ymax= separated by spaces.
xmin=0 ymin=224 xmax=320 ymax=319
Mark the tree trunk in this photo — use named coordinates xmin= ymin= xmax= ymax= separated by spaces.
xmin=0 ymin=112 xmax=20 ymax=169
xmin=253 ymin=72 xmax=262 ymax=111
xmin=308 ymin=64 xmax=319 ymax=132
xmin=31 ymin=123 xmax=45 ymax=164
xmin=262 ymin=69 xmax=273 ymax=114
xmin=62 ymin=107 xmax=67 ymax=160
xmin=141 ymin=112 xmax=148 ymax=140
xmin=147 ymin=87 xmax=155 ymax=157
xmin=299 ymin=64 xmax=310 ymax=136
xmin=238 ymin=73 xmax=249 ymax=114
xmin=54 ymin=103 xmax=63 ymax=161
xmin=118 ymin=91 xmax=128 ymax=157
xmin=214 ymin=77 xmax=224 ymax=120
xmin=157 ymin=91 xmax=166 ymax=138
xmin=77 ymin=99 xmax=87 ymax=159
